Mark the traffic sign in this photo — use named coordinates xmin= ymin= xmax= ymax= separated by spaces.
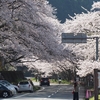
xmin=62 ymin=33 xmax=87 ymax=43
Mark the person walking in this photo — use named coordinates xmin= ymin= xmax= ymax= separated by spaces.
xmin=58 ymin=77 xmax=62 ymax=84
xmin=73 ymin=81 xmax=79 ymax=100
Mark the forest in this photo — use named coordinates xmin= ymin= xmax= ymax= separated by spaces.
xmin=48 ymin=0 xmax=99 ymax=23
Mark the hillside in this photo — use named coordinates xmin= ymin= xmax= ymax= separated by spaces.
xmin=48 ymin=0 xmax=99 ymax=23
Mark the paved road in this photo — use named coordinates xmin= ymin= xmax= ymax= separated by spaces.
xmin=1 ymin=82 xmax=85 ymax=100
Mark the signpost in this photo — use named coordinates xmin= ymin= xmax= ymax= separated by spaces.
xmin=62 ymin=33 xmax=87 ymax=43
xmin=94 ymin=69 xmax=98 ymax=100
xmin=62 ymin=33 xmax=99 ymax=100
xmin=98 ymin=72 xmax=100 ymax=88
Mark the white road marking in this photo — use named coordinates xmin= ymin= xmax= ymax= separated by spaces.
xmin=38 ymin=87 xmax=45 ymax=91
xmin=12 ymin=93 xmax=30 ymax=98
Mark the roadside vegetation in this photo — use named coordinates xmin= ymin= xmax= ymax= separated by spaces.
xmin=34 ymin=86 xmax=41 ymax=92
xmin=50 ymin=79 xmax=70 ymax=84
xmin=30 ymin=77 xmax=70 ymax=84
xmin=89 ymin=95 xmax=100 ymax=100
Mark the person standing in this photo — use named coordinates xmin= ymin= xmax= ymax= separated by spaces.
xmin=73 ymin=81 xmax=79 ymax=100
xmin=58 ymin=77 xmax=62 ymax=84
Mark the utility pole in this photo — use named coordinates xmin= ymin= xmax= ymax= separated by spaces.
xmin=62 ymin=33 xmax=100 ymax=100
xmin=96 ymin=37 xmax=99 ymax=61
xmin=94 ymin=37 xmax=99 ymax=100
xmin=94 ymin=69 xmax=98 ymax=100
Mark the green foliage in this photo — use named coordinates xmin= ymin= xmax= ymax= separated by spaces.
xmin=61 ymin=80 xmax=70 ymax=84
xmin=34 ymin=86 xmax=41 ymax=91
xmin=50 ymin=79 xmax=70 ymax=84
xmin=89 ymin=95 xmax=100 ymax=100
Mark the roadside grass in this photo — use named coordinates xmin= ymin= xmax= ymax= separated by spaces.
xmin=89 ymin=95 xmax=100 ymax=100
xmin=50 ymin=79 xmax=70 ymax=84
xmin=30 ymin=77 xmax=36 ymax=81
xmin=28 ymin=77 xmax=41 ymax=91
xmin=61 ymin=80 xmax=70 ymax=84
xmin=34 ymin=86 xmax=41 ymax=91
xmin=30 ymin=77 xmax=70 ymax=84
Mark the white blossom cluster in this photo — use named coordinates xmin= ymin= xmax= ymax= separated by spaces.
xmin=0 ymin=0 xmax=69 ymax=74
xmin=1 ymin=0 xmax=100 ymax=77
xmin=63 ymin=1 xmax=100 ymax=77
xmin=0 ymin=0 xmax=62 ymax=60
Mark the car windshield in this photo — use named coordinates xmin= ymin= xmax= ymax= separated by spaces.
xmin=42 ymin=78 xmax=48 ymax=80
xmin=0 ymin=80 xmax=10 ymax=86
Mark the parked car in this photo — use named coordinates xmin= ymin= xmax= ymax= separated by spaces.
xmin=40 ymin=77 xmax=50 ymax=86
xmin=0 ymin=83 xmax=13 ymax=98
xmin=18 ymin=80 xmax=34 ymax=93
xmin=0 ymin=80 xmax=19 ymax=93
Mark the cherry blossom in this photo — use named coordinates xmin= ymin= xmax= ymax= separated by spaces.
xmin=63 ymin=1 xmax=100 ymax=76
xmin=1 ymin=0 xmax=100 ymax=77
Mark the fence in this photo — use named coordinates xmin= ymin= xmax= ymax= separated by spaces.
xmin=0 ymin=71 xmax=25 ymax=84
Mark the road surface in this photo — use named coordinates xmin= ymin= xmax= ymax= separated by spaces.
xmin=1 ymin=82 xmax=85 ymax=100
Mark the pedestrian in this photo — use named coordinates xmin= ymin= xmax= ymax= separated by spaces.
xmin=73 ymin=81 xmax=79 ymax=100
xmin=28 ymin=79 xmax=34 ymax=87
xmin=58 ymin=77 xmax=61 ymax=84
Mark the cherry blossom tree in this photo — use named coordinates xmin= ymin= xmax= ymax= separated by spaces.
xmin=2 ymin=0 xmax=100 ymax=78
xmin=63 ymin=1 xmax=100 ymax=77
xmin=0 ymin=0 xmax=75 ymax=74
xmin=0 ymin=0 xmax=60 ymax=61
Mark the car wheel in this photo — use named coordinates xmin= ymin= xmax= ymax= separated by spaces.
xmin=30 ymin=88 xmax=34 ymax=93
xmin=30 ymin=90 xmax=33 ymax=93
xmin=2 ymin=91 xmax=9 ymax=98
xmin=15 ymin=88 xmax=18 ymax=93
xmin=18 ymin=91 xmax=21 ymax=93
